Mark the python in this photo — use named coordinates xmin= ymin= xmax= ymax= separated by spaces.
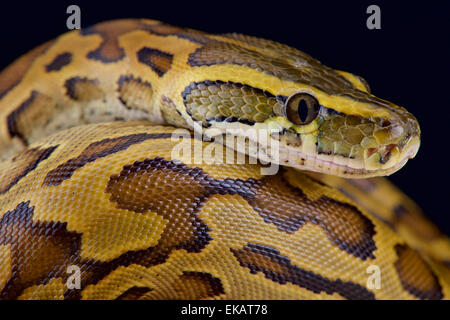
xmin=0 ymin=19 xmax=447 ymax=300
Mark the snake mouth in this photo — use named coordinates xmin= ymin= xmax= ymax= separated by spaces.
xmin=280 ymin=136 xmax=420 ymax=178
xmin=204 ymin=114 xmax=420 ymax=178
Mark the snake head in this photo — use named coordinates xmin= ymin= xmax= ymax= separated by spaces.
xmin=179 ymin=35 xmax=420 ymax=177
xmin=272 ymin=88 xmax=421 ymax=177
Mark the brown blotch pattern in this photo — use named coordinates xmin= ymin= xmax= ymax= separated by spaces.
xmin=0 ymin=194 xmax=210 ymax=299
xmin=137 ymin=47 xmax=173 ymax=77
xmin=188 ymin=40 xmax=344 ymax=87
xmin=81 ymin=19 xmax=143 ymax=62
xmin=0 ymin=145 xmax=57 ymax=194
xmin=107 ymin=158 xmax=375 ymax=260
xmin=0 ymin=157 xmax=437 ymax=299
xmin=231 ymin=242 xmax=375 ymax=300
xmin=43 ymin=133 xmax=172 ymax=186
xmin=106 ymin=158 xmax=213 ymax=259
xmin=0 ymin=197 xmax=220 ymax=299
xmin=0 ymin=195 xmax=208 ymax=299
xmin=144 ymin=22 xmax=210 ymax=44
xmin=64 ymin=76 xmax=104 ymax=102
xmin=173 ymin=271 xmax=224 ymax=299
xmin=117 ymin=75 xmax=153 ymax=111
xmin=7 ymin=90 xmax=56 ymax=143
xmin=0 ymin=201 xmax=83 ymax=300
xmin=45 ymin=52 xmax=72 ymax=72
xmin=144 ymin=22 xmax=184 ymax=35
xmin=221 ymin=33 xmax=311 ymax=58
xmin=394 ymin=244 xmax=443 ymax=300
xmin=115 ymin=286 xmax=152 ymax=300
xmin=248 ymin=173 xmax=376 ymax=260
xmin=0 ymin=40 xmax=54 ymax=100
xmin=0 ymin=201 xmax=121 ymax=300
xmin=79 ymin=19 xmax=210 ymax=63
xmin=188 ymin=39 xmax=390 ymax=107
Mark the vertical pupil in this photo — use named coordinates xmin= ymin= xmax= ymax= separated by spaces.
xmin=297 ymin=99 xmax=309 ymax=122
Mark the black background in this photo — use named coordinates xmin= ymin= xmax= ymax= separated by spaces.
xmin=0 ymin=1 xmax=449 ymax=234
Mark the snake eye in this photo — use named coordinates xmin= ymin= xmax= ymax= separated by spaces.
xmin=286 ymin=93 xmax=320 ymax=125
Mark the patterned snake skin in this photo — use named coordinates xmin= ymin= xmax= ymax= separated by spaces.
xmin=0 ymin=19 xmax=449 ymax=300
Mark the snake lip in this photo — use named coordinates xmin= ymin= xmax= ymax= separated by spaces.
xmin=282 ymin=142 xmax=418 ymax=178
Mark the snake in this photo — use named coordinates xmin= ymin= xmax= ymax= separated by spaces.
xmin=0 ymin=19 xmax=449 ymax=300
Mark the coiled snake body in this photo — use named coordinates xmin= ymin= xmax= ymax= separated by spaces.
xmin=0 ymin=19 xmax=448 ymax=300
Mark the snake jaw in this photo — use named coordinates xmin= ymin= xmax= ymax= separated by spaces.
xmin=268 ymin=111 xmax=421 ymax=178
xmin=208 ymin=108 xmax=421 ymax=178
